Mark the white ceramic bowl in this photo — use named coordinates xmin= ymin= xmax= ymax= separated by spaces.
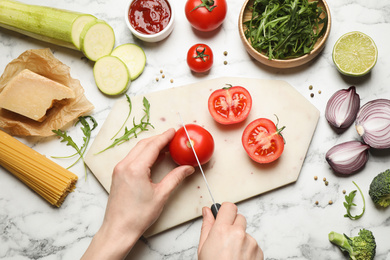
xmin=125 ymin=0 xmax=175 ymax=43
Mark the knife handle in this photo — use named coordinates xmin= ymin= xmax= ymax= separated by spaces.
xmin=211 ymin=203 xmax=221 ymax=219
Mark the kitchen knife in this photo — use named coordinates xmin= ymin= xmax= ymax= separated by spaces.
xmin=178 ymin=113 xmax=221 ymax=218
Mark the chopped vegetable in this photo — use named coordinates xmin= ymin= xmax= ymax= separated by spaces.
xmin=244 ymin=0 xmax=328 ymax=59
xmin=329 ymin=229 xmax=376 ymax=260
xmin=80 ymin=20 xmax=115 ymax=61
xmin=97 ymin=97 xmax=154 ymax=154
xmin=0 ymin=0 xmax=114 ymax=60
xmin=368 ymin=169 xmax=390 ymax=208
xmin=93 ymin=55 xmax=131 ymax=95
xmin=343 ymin=181 xmax=365 ymax=220
xmin=325 ymin=86 xmax=360 ymax=130
xmin=325 ymin=141 xmax=369 ymax=175
xmin=111 ymin=43 xmax=146 ymax=81
xmin=52 ymin=116 xmax=98 ymax=179
xmin=355 ymin=99 xmax=390 ymax=149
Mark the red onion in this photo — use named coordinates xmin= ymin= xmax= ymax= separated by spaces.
xmin=325 ymin=86 xmax=360 ymax=130
xmin=326 ymin=141 xmax=370 ymax=175
xmin=355 ymin=99 xmax=390 ymax=149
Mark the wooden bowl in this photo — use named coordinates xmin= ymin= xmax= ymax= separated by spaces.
xmin=238 ymin=0 xmax=331 ymax=69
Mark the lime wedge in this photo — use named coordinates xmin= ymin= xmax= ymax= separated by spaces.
xmin=332 ymin=31 xmax=378 ymax=76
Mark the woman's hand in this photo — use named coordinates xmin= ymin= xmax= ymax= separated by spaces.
xmin=82 ymin=128 xmax=195 ymax=260
xmin=198 ymin=202 xmax=264 ymax=260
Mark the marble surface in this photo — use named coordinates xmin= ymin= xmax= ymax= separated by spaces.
xmin=1 ymin=0 xmax=390 ymax=259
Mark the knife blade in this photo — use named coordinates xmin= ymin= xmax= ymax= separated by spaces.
xmin=178 ymin=113 xmax=221 ymax=218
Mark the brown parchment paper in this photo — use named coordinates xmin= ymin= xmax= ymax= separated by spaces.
xmin=0 ymin=49 xmax=94 ymax=136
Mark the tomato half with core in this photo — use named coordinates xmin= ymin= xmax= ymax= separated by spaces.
xmin=187 ymin=43 xmax=214 ymax=73
xmin=185 ymin=0 xmax=227 ymax=32
xmin=208 ymin=85 xmax=252 ymax=125
xmin=169 ymin=124 xmax=215 ymax=166
xmin=242 ymin=118 xmax=285 ymax=164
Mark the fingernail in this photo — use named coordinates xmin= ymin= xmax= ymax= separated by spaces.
xmin=202 ymin=207 xmax=208 ymax=217
xmin=185 ymin=166 xmax=195 ymax=175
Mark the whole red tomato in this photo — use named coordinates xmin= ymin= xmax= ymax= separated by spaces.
xmin=185 ymin=0 xmax=227 ymax=32
xmin=208 ymin=85 xmax=252 ymax=125
xmin=242 ymin=118 xmax=286 ymax=164
xmin=169 ymin=124 xmax=214 ymax=166
xmin=187 ymin=43 xmax=213 ymax=73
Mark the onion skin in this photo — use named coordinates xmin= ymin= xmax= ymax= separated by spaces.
xmin=355 ymin=99 xmax=390 ymax=149
xmin=326 ymin=141 xmax=370 ymax=175
xmin=325 ymin=86 xmax=360 ymax=130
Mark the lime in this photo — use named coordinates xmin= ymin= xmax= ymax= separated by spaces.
xmin=332 ymin=31 xmax=378 ymax=76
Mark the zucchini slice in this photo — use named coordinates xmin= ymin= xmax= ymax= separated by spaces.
xmin=80 ymin=20 xmax=115 ymax=62
xmin=93 ymin=55 xmax=131 ymax=95
xmin=111 ymin=43 xmax=146 ymax=80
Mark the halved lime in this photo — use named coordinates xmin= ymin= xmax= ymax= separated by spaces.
xmin=332 ymin=31 xmax=378 ymax=77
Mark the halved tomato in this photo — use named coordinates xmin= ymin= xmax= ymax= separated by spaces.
xmin=208 ymin=85 xmax=252 ymax=125
xmin=242 ymin=118 xmax=285 ymax=164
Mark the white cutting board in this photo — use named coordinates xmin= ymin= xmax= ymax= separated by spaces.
xmin=85 ymin=77 xmax=319 ymax=237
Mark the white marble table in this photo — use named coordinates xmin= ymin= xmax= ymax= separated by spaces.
xmin=1 ymin=0 xmax=390 ymax=259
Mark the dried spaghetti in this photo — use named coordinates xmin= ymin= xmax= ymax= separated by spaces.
xmin=0 ymin=130 xmax=78 ymax=207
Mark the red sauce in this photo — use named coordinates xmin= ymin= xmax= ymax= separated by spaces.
xmin=129 ymin=0 xmax=171 ymax=35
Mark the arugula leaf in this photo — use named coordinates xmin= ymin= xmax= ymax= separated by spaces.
xmin=343 ymin=181 xmax=365 ymax=220
xmin=111 ymin=94 xmax=132 ymax=140
xmin=97 ymin=97 xmax=154 ymax=154
xmin=52 ymin=116 xmax=97 ymax=180
xmin=244 ymin=0 xmax=328 ymax=59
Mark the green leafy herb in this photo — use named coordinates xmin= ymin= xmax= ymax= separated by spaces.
xmin=111 ymin=94 xmax=132 ymax=140
xmin=97 ymin=97 xmax=154 ymax=154
xmin=343 ymin=181 xmax=365 ymax=220
xmin=244 ymin=0 xmax=328 ymax=59
xmin=52 ymin=116 xmax=97 ymax=179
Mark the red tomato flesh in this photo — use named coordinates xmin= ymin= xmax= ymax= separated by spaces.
xmin=208 ymin=86 xmax=252 ymax=125
xmin=169 ymin=124 xmax=214 ymax=167
xmin=242 ymin=118 xmax=285 ymax=164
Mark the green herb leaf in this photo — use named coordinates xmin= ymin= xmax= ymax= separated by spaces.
xmin=97 ymin=97 xmax=154 ymax=154
xmin=343 ymin=181 xmax=366 ymax=220
xmin=52 ymin=116 xmax=98 ymax=180
xmin=244 ymin=0 xmax=328 ymax=59
xmin=111 ymin=94 xmax=132 ymax=140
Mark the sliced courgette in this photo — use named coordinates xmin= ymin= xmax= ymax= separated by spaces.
xmin=111 ymin=43 xmax=146 ymax=80
xmin=93 ymin=55 xmax=131 ymax=95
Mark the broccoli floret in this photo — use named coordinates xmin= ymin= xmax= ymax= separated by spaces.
xmin=369 ymin=169 xmax=390 ymax=207
xmin=329 ymin=229 xmax=376 ymax=260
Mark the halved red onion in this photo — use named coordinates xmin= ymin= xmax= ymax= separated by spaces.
xmin=355 ymin=99 xmax=390 ymax=149
xmin=325 ymin=86 xmax=360 ymax=129
xmin=326 ymin=141 xmax=370 ymax=175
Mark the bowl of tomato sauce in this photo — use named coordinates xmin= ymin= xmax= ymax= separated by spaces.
xmin=125 ymin=0 xmax=174 ymax=42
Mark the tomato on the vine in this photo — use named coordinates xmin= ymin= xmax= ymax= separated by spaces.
xmin=169 ymin=124 xmax=215 ymax=166
xmin=187 ymin=43 xmax=213 ymax=73
xmin=208 ymin=85 xmax=252 ymax=125
xmin=185 ymin=0 xmax=227 ymax=32
xmin=242 ymin=118 xmax=285 ymax=164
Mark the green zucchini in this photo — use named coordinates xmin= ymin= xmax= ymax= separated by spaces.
xmin=80 ymin=20 xmax=115 ymax=62
xmin=93 ymin=55 xmax=131 ymax=96
xmin=111 ymin=43 xmax=146 ymax=80
xmin=0 ymin=0 xmax=114 ymax=60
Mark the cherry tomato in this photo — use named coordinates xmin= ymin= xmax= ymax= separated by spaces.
xmin=208 ymin=85 xmax=252 ymax=125
xmin=185 ymin=0 xmax=227 ymax=32
xmin=187 ymin=43 xmax=213 ymax=73
xmin=169 ymin=124 xmax=214 ymax=166
xmin=242 ymin=118 xmax=285 ymax=164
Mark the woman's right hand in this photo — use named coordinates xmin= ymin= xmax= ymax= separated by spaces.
xmin=198 ymin=202 xmax=264 ymax=260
